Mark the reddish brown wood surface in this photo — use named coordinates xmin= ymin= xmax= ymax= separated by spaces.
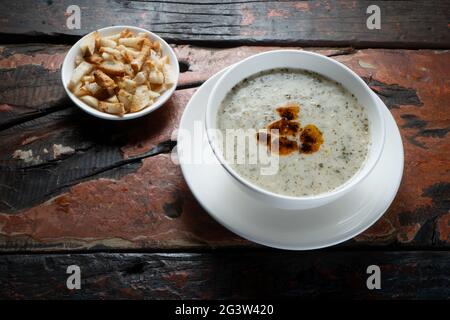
xmin=0 ymin=45 xmax=449 ymax=251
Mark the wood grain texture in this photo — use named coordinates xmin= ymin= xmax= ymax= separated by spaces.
xmin=0 ymin=44 xmax=69 ymax=129
xmin=0 ymin=1 xmax=449 ymax=48
xmin=0 ymin=45 xmax=360 ymax=129
xmin=0 ymin=45 xmax=383 ymax=212
xmin=0 ymin=45 xmax=449 ymax=251
xmin=1 ymin=251 xmax=449 ymax=299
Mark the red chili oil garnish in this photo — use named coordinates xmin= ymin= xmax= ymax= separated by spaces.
xmin=276 ymin=102 xmax=300 ymax=120
xmin=272 ymin=136 xmax=299 ymax=155
xmin=267 ymin=119 xmax=301 ymax=136
xmin=299 ymin=124 xmax=324 ymax=154
xmin=256 ymin=102 xmax=323 ymax=156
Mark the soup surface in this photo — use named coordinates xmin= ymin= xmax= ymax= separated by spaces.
xmin=217 ymin=68 xmax=370 ymax=197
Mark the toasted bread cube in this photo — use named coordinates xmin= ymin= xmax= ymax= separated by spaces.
xmin=142 ymin=59 xmax=154 ymax=73
xmin=117 ymin=45 xmax=140 ymax=58
xmin=118 ymin=37 xmax=144 ymax=50
xmin=71 ymin=82 xmax=84 ymax=96
xmin=149 ymin=50 xmax=162 ymax=66
xmin=106 ymin=95 xmax=119 ymax=103
xmin=80 ymin=31 xmax=98 ymax=56
xmin=152 ymin=40 xmax=161 ymax=52
xmin=94 ymin=69 xmax=116 ymax=89
xmin=98 ymin=37 xmax=117 ymax=48
xmin=121 ymin=78 xmax=137 ymax=94
xmin=129 ymin=85 xmax=152 ymax=112
xmin=82 ymin=74 xmax=95 ymax=83
xmin=85 ymin=53 xmax=103 ymax=64
xmin=98 ymin=61 xmax=126 ymax=76
xmin=69 ymin=61 xmax=93 ymax=90
xmin=160 ymin=55 xmax=170 ymax=65
xmin=83 ymin=82 xmax=110 ymax=100
xmin=134 ymin=85 xmax=148 ymax=95
xmin=79 ymin=95 xmax=99 ymax=108
xmin=130 ymin=39 xmax=152 ymax=72
xmin=130 ymin=57 xmax=145 ymax=73
xmin=117 ymin=89 xmax=133 ymax=111
xmin=75 ymin=55 xmax=84 ymax=66
xmin=98 ymin=101 xmax=125 ymax=115
xmin=101 ymin=52 xmax=113 ymax=61
xmin=137 ymin=32 xmax=149 ymax=38
xmin=150 ymin=83 xmax=162 ymax=93
xmin=120 ymin=28 xmax=133 ymax=38
xmin=133 ymin=71 xmax=147 ymax=85
xmin=148 ymin=89 xmax=160 ymax=99
xmin=151 ymin=83 xmax=172 ymax=93
xmin=83 ymin=82 xmax=101 ymax=95
xmin=148 ymin=70 xmax=164 ymax=84
xmin=162 ymin=64 xmax=175 ymax=84
xmin=120 ymin=50 xmax=134 ymax=64
xmin=121 ymin=64 xmax=132 ymax=77
xmin=151 ymin=55 xmax=168 ymax=70
xmin=99 ymin=47 xmax=123 ymax=60
xmin=103 ymin=33 xmax=121 ymax=41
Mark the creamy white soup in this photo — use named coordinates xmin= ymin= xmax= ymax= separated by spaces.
xmin=217 ymin=68 xmax=370 ymax=197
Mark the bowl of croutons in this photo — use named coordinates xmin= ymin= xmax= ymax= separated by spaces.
xmin=62 ymin=26 xmax=179 ymax=120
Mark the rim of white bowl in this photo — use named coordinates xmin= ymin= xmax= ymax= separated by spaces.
xmin=61 ymin=25 xmax=179 ymax=120
xmin=205 ymin=49 xmax=386 ymax=202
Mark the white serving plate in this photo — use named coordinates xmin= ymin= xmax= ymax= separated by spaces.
xmin=176 ymin=68 xmax=404 ymax=250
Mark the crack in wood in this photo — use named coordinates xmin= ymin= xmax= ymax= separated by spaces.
xmin=401 ymin=114 xmax=450 ymax=149
xmin=0 ymin=103 xmax=71 ymax=132
xmin=398 ymin=183 xmax=450 ymax=245
xmin=0 ymin=137 xmax=177 ymax=213
xmin=70 ymin=139 xmax=177 ymax=184
xmin=131 ymin=0 xmax=272 ymax=5
xmin=363 ymin=77 xmax=423 ymax=109
xmin=326 ymin=47 xmax=357 ymax=57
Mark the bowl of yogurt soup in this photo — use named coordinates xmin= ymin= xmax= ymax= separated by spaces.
xmin=206 ymin=50 xmax=385 ymax=210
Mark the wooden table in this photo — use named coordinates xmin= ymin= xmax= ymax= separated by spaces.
xmin=0 ymin=1 xmax=449 ymax=299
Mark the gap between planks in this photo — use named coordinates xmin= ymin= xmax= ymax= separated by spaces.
xmin=2 ymin=245 xmax=450 ymax=255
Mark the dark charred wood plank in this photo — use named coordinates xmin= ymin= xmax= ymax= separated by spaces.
xmin=0 ymin=1 xmax=449 ymax=48
xmin=0 ymin=251 xmax=449 ymax=299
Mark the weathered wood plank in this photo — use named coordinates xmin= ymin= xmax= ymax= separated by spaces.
xmin=0 ymin=251 xmax=449 ymax=299
xmin=0 ymin=46 xmax=449 ymax=250
xmin=0 ymin=89 xmax=190 ymax=213
xmin=0 ymin=44 xmax=279 ymax=218
xmin=0 ymin=1 xmax=449 ymax=48
xmin=0 ymin=44 xmax=357 ymax=126
xmin=0 ymin=44 xmax=69 ymax=129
